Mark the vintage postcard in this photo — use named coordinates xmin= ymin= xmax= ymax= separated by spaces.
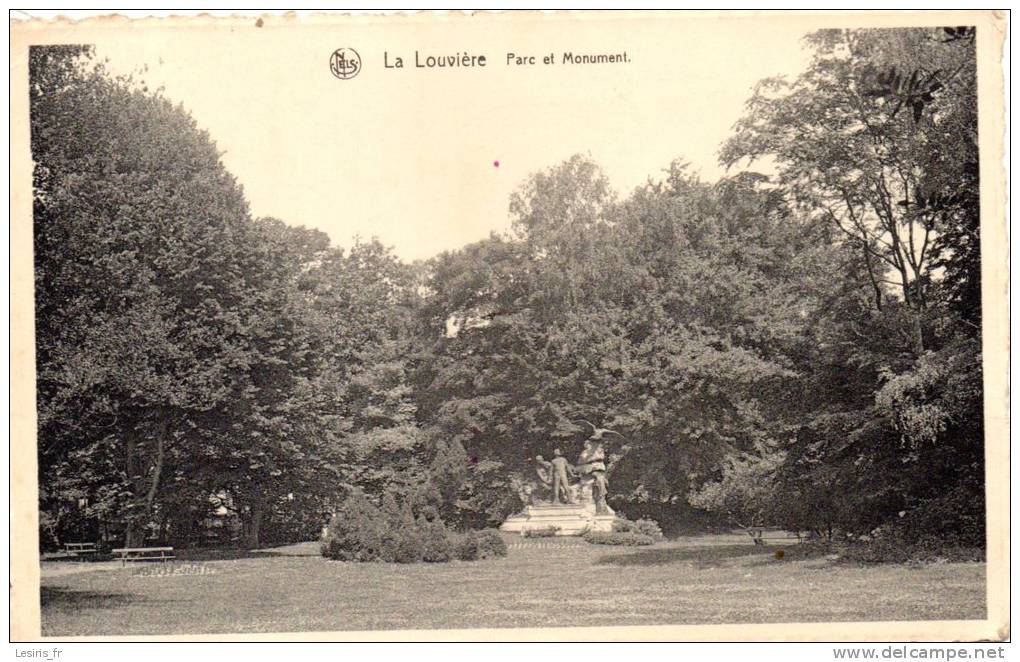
xmin=9 ymin=10 xmax=1009 ymax=642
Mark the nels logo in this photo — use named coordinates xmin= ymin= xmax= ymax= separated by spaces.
xmin=330 ymin=48 xmax=361 ymax=80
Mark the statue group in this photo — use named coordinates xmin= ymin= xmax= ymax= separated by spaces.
xmin=501 ymin=423 xmax=621 ymax=535
xmin=533 ymin=438 xmax=610 ymax=515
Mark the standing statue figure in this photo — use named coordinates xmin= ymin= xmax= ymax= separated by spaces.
xmin=533 ymin=454 xmax=553 ymax=504
xmin=577 ymin=437 xmax=610 ymax=514
xmin=573 ymin=419 xmax=622 ymax=515
xmin=550 ymin=448 xmax=576 ymax=504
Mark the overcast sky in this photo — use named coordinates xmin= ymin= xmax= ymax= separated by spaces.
xmin=90 ymin=14 xmax=812 ymax=261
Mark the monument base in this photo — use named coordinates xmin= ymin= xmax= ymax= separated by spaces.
xmin=500 ymin=502 xmax=616 ymax=536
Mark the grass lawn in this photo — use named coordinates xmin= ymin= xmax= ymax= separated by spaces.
xmin=40 ymin=535 xmax=986 ymax=636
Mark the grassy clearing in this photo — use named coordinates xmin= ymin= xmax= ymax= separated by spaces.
xmin=40 ymin=535 xmax=986 ymax=636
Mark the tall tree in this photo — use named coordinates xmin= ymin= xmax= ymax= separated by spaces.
xmin=713 ymin=28 xmax=983 ymax=542
xmin=32 ymin=47 xmax=345 ymax=547
xmin=415 ymin=157 xmax=837 ymax=520
xmin=721 ymin=28 xmax=978 ymax=355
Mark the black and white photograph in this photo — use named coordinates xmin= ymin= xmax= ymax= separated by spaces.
xmin=9 ymin=10 xmax=1009 ymax=643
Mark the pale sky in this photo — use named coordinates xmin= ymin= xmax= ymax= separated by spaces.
xmin=86 ymin=14 xmax=812 ymax=261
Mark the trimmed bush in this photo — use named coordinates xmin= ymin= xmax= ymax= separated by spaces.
xmin=633 ymin=518 xmax=665 ymax=541
xmin=380 ymin=526 xmax=425 ymax=564
xmin=320 ymin=489 xmax=388 ymax=561
xmin=456 ymin=529 xmax=509 ymax=560
xmin=322 ymin=491 xmax=506 ymax=564
xmin=584 ymin=531 xmax=655 ymax=546
xmin=612 ymin=517 xmax=665 ymax=541
xmin=454 ymin=531 xmax=482 ymax=560
xmin=419 ymin=517 xmax=454 ymax=563
xmin=475 ymin=529 xmax=508 ymax=558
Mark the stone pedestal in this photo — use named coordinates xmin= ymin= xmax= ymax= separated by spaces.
xmin=500 ymin=501 xmax=615 ymax=536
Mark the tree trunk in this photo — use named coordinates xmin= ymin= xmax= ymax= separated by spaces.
xmin=911 ymin=277 xmax=926 ymax=355
xmin=123 ymin=413 xmax=169 ymax=547
xmin=143 ymin=417 xmax=167 ymax=519
xmin=244 ymin=490 xmax=264 ymax=550
xmin=912 ymin=313 xmax=925 ymax=356
xmin=245 ymin=504 xmax=262 ymax=550
xmin=124 ymin=428 xmax=145 ymax=547
xmin=861 ymin=242 xmax=883 ymax=311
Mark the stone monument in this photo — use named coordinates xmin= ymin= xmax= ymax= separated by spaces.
xmin=500 ymin=426 xmax=618 ymax=536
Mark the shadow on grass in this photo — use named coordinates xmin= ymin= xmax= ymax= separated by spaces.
xmin=174 ymin=548 xmax=271 ymax=562
xmin=595 ymin=544 xmax=772 ymax=568
xmin=41 ymin=586 xmax=139 ymax=610
xmin=175 ymin=541 xmax=322 ymax=561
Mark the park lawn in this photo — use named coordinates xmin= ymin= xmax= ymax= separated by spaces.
xmin=40 ymin=536 xmax=986 ymax=636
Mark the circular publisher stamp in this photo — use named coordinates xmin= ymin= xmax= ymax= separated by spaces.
xmin=330 ymin=48 xmax=362 ymax=80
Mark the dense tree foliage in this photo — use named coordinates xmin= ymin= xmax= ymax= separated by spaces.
xmin=706 ymin=26 xmax=983 ymax=543
xmin=32 ymin=47 xmax=423 ymax=548
xmin=34 ymin=27 xmax=985 ymax=553
xmin=412 ymin=159 xmax=837 ymax=527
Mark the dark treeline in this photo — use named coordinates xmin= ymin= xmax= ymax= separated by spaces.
xmin=34 ymin=27 xmax=983 ymax=553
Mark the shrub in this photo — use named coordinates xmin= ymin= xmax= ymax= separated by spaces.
xmin=454 ymin=529 xmax=509 ymax=561
xmin=583 ymin=531 xmax=654 ymax=546
xmin=633 ymin=518 xmax=665 ymax=541
xmin=611 ymin=518 xmax=633 ymax=533
xmin=837 ymin=536 xmax=984 ymax=565
xmin=38 ymin=511 xmax=60 ymax=552
xmin=419 ymin=517 xmax=454 ymax=562
xmin=778 ymin=531 xmax=985 ymax=565
xmin=894 ymin=483 xmax=985 ymax=547
xmin=475 ymin=529 xmax=508 ymax=558
xmin=322 ymin=491 xmax=507 ymax=564
xmin=607 ymin=497 xmax=726 ymax=537
xmin=321 ymin=490 xmax=443 ymax=563
xmin=522 ymin=525 xmax=559 ymax=538
xmin=320 ymin=489 xmax=388 ymax=561
xmin=688 ymin=448 xmax=785 ymax=532
xmin=454 ymin=531 xmax=481 ymax=561
xmin=380 ymin=525 xmax=425 ymax=564
xmin=612 ymin=517 xmax=664 ymax=541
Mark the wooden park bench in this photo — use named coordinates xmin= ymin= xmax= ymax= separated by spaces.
xmin=64 ymin=542 xmax=99 ymax=559
xmin=741 ymin=528 xmax=803 ymax=547
xmin=112 ymin=546 xmax=176 ymax=566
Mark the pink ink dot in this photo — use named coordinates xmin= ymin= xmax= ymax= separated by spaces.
xmin=493 ymin=160 xmax=500 ymax=168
